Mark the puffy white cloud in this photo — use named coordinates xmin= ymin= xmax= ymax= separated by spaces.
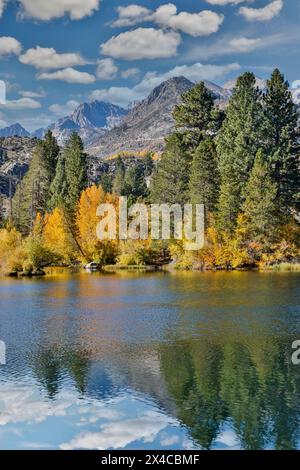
xmin=205 ymin=0 xmax=247 ymax=4
xmin=112 ymin=4 xmax=224 ymax=37
xmin=159 ymin=62 xmax=240 ymax=83
xmin=154 ymin=6 xmax=224 ymax=37
xmin=90 ymin=86 xmax=141 ymax=108
xmin=60 ymin=412 xmax=172 ymax=450
xmin=228 ymin=37 xmax=262 ymax=52
xmin=38 ymin=67 xmax=96 ymax=84
xmin=292 ymin=80 xmax=300 ymax=89
xmin=0 ymin=36 xmax=22 ymax=57
xmin=2 ymin=97 xmax=41 ymax=109
xmin=121 ymin=68 xmax=140 ymax=79
xmin=18 ymin=0 xmax=100 ymax=21
xmin=239 ymin=0 xmax=283 ymax=22
xmin=90 ymin=61 xmax=240 ymax=107
xmin=96 ymin=58 xmax=118 ymax=80
xmin=112 ymin=5 xmax=152 ymax=27
xmin=187 ymin=35 xmax=264 ymax=60
xmin=49 ymin=99 xmax=80 ymax=117
xmin=19 ymin=88 xmax=46 ymax=98
xmin=100 ymin=28 xmax=181 ymax=60
xmin=19 ymin=46 xmax=88 ymax=69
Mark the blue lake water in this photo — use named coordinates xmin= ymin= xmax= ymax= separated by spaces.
xmin=0 ymin=270 xmax=300 ymax=450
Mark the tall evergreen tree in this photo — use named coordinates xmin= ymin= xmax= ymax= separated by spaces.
xmin=42 ymin=130 xmax=60 ymax=178
xmin=100 ymin=173 xmax=113 ymax=194
xmin=150 ymin=132 xmax=191 ymax=205
xmin=13 ymin=143 xmax=52 ymax=232
xmin=173 ymin=82 xmax=222 ymax=148
xmin=48 ymin=153 xmax=68 ymax=210
xmin=143 ymin=152 xmax=154 ymax=177
xmin=12 ymin=132 xmax=60 ymax=232
xmin=112 ymin=156 xmax=125 ymax=195
xmin=49 ymin=133 xmax=87 ymax=218
xmin=123 ymin=163 xmax=148 ymax=204
xmin=65 ymin=133 xmax=88 ymax=217
xmin=217 ymin=72 xmax=264 ymax=233
xmin=189 ymin=139 xmax=220 ymax=218
xmin=263 ymin=69 xmax=300 ymax=214
xmin=242 ymin=150 xmax=279 ymax=243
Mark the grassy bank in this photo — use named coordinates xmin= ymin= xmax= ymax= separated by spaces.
xmin=263 ymin=263 xmax=300 ymax=272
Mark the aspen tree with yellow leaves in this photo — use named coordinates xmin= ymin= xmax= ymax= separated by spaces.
xmin=76 ymin=185 xmax=119 ymax=264
xmin=44 ymin=208 xmax=78 ymax=264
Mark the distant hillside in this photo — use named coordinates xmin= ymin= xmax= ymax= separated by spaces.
xmin=0 ymin=136 xmax=38 ymax=198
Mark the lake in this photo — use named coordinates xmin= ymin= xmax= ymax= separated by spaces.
xmin=0 ymin=271 xmax=300 ymax=450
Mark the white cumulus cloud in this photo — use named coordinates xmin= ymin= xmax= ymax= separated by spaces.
xmin=38 ymin=67 xmax=95 ymax=84
xmin=2 ymin=97 xmax=41 ymax=109
xmin=228 ymin=37 xmax=262 ymax=52
xmin=96 ymin=58 xmax=118 ymax=80
xmin=292 ymin=80 xmax=300 ymax=89
xmin=205 ymin=0 xmax=248 ymax=4
xmin=19 ymin=88 xmax=46 ymax=98
xmin=19 ymin=46 xmax=88 ymax=69
xmin=239 ymin=0 xmax=283 ymax=22
xmin=101 ymin=28 xmax=181 ymax=60
xmin=154 ymin=5 xmax=224 ymax=37
xmin=18 ymin=0 xmax=100 ymax=21
xmin=89 ymin=86 xmax=141 ymax=108
xmin=112 ymin=4 xmax=224 ymax=37
xmin=49 ymin=99 xmax=80 ymax=117
xmin=187 ymin=35 xmax=265 ymax=60
xmin=0 ymin=36 xmax=22 ymax=57
xmin=112 ymin=5 xmax=152 ymax=27
xmin=121 ymin=68 xmax=140 ymax=79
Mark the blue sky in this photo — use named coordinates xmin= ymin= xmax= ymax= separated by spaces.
xmin=0 ymin=0 xmax=299 ymax=131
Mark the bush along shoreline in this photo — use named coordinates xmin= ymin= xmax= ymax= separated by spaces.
xmin=0 ymin=69 xmax=299 ymax=276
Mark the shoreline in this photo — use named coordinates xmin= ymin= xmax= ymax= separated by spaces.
xmin=3 ymin=261 xmax=300 ymax=278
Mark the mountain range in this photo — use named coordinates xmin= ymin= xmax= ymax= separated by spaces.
xmin=0 ymin=75 xmax=299 ymax=160
xmin=0 ymin=123 xmax=30 ymax=138
xmin=49 ymin=101 xmax=128 ymax=146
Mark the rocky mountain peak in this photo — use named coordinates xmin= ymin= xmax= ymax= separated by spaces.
xmin=0 ymin=123 xmax=30 ymax=138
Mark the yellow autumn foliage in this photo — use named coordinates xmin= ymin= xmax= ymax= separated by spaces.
xmin=44 ymin=207 xmax=77 ymax=263
xmin=76 ymin=185 xmax=119 ymax=263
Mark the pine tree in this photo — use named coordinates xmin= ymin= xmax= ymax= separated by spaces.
xmin=100 ymin=173 xmax=113 ymax=193
xmin=13 ymin=143 xmax=52 ymax=232
xmin=150 ymin=132 xmax=191 ymax=205
xmin=42 ymin=130 xmax=60 ymax=178
xmin=263 ymin=69 xmax=300 ymax=214
xmin=242 ymin=150 xmax=279 ymax=243
xmin=217 ymin=72 xmax=264 ymax=233
xmin=143 ymin=152 xmax=154 ymax=177
xmin=64 ymin=133 xmax=88 ymax=217
xmin=189 ymin=139 xmax=220 ymax=218
xmin=48 ymin=153 xmax=68 ymax=210
xmin=112 ymin=156 xmax=125 ymax=195
xmin=12 ymin=132 xmax=60 ymax=233
xmin=173 ymin=82 xmax=223 ymax=148
xmin=123 ymin=163 xmax=148 ymax=204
